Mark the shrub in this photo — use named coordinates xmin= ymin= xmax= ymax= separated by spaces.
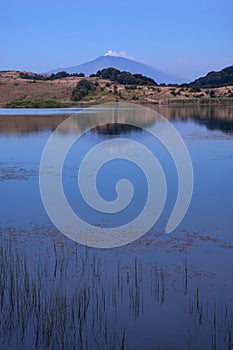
xmin=209 ymin=90 xmax=215 ymax=98
xmin=190 ymin=87 xmax=201 ymax=93
xmin=71 ymin=79 xmax=95 ymax=101
xmin=113 ymin=85 xmax=118 ymax=94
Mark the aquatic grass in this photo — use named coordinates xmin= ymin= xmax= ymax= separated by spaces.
xmin=0 ymin=235 xmax=129 ymax=349
xmin=0 ymin=230 xmax=232 ymax=349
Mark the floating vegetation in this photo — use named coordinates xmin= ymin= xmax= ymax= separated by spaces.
xmin=0 ymin=162 xmax=38 ymax=181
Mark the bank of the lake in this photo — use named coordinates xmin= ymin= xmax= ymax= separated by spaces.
xmin=1 ymin=71 xmax=233 ymax=108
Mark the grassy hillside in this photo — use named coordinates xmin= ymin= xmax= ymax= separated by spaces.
xmin=0 ymin=71 xmax=233 ymax=108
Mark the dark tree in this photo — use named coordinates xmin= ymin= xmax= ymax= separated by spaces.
xmin=71 ymin=79 xmax=95 ymax=101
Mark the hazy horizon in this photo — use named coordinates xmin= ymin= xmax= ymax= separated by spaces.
xmin=1 ymin=0 xmax=233 ymax=80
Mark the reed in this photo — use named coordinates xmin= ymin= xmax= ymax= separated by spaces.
xmin=0 ymin=231 xmax=232 ymax=349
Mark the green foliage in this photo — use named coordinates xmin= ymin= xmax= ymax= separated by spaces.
xmin=209 ymin=90 xmax=215 ymax=98
xmin=96 ymin=67 xmax=157 ymax=86
xmin=4 ymin=99 xmax=67 ymax=108
xmin=19 ymin=72 xmax=45 ymax=80
xmin=49 ymin=71 xmax=70 ymax=80
xmin=189 ymin=65 xmax=233 ymax=88
xmin=125 ymin=85 xmax=137 ymax=90
xmin=133 ymin=73 xmax=156 ymax=86
xmin=19 ymin=71 xmax=85 ymax=81
xmin=168 ymin=83 xmax=179 ymax=87
xmin=96 ymin=67 xmax=120 ymax=80
xmin=71 ymin=79 xmax=96 ymax=101
xmin=117 ymin=71 xmax=137 ymax=85
xmin=190 ymin=87 xmax=201 ymax=93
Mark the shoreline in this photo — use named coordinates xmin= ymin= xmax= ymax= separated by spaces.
xmin=1 ymin=97 xmax=233 ymax=111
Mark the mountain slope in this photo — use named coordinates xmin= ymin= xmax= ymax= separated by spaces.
xmin=189 ymin=65 xmax=233 ymax=88
xmin=47 ymin=56 xmax=187 ymax=84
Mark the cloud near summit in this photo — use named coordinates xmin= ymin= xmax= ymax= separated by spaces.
xmin=104 ymin=50 xmax=128 ymax=58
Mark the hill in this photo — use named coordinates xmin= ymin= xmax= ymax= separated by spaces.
xmin=189 ymin=65 xmax=233 ymax=88
xmin=47 ymin=55 xmax=186 ymax=84
xmin=0 ymin=71 xmax=233 ymax=108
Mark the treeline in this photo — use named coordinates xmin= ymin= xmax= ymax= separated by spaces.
xmin=94 ymin=68 xmax=157 ymax=86
xmin=187 ymin=65 xmax=233 ymax=88
xmin=19 ymin=71 xmax=85 ymax=81
xmin=19 ymin=68 xmax=157 ymax=86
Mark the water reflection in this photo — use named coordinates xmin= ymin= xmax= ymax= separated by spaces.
xmin=0 ymin=104 xmax=232 ymax=135
xmin=91 ymin=123 xmax=142 ymax=135
xmin=154 ymin=105 xmax=233 ymax=133
xmin=0 ymin=114 xmax=69 ymax=135
xmin=0 ymin=103 xmax=232 ymax=349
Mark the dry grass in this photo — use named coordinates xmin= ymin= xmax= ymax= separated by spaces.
xmin=0 ymin=71 xmax=233 ymax=107
xmin=0 ymin=71 xmax=79 ymax=105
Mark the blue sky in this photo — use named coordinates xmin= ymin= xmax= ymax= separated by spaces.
xmin=1 ymin=0 xmax=232 ymax=79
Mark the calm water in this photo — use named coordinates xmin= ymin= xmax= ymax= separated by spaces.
xmin=0 ymin=104 xmax=232 ymax=349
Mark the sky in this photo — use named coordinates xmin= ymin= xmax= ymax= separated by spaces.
xmin=1 ymin=0 xmax=233 ymax=80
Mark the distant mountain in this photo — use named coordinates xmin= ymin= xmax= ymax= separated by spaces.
xmin=189 ymin=65 xmax=233 ymax=88
xmin=47 ymin=56 xmax=187 ymax=84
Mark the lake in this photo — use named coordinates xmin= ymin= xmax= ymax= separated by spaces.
xmin=0 ymin=103 xmax=232 ymax=349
